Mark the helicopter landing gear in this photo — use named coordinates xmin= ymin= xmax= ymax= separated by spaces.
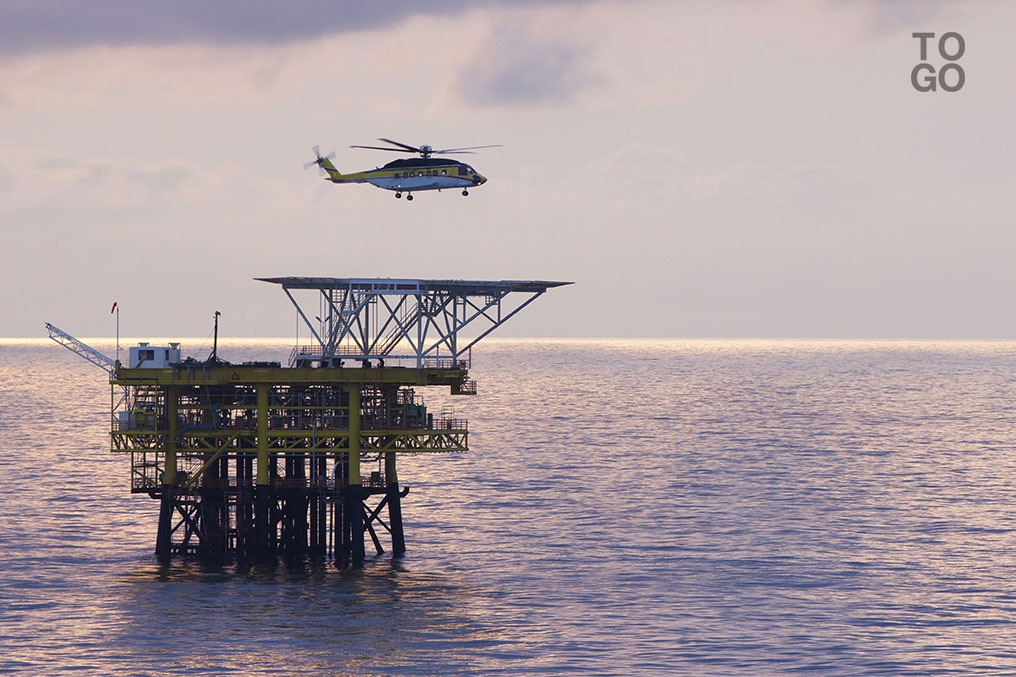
xmin=462 ymin=189 xmax=469 ymax=196
xmin=406 ymin=194 xmax=414 ymax=201
xmin=395 ymin=192 xmax=402 ymax=199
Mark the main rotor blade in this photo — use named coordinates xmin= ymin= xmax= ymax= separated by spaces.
xmin=351 ymin=145 xmax=409 ymax=153
xmin=377 ymin=137 xmax=422 ymax=153
xmin=433 ymin=144 xmax=502 ymax=153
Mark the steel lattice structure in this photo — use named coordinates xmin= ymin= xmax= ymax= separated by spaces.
xmin=61 ymin=275 xmax=573 ymax=566
xmin=259 ymin=277 xmax=570 ymax=368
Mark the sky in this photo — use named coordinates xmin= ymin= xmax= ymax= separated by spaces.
xmin=2 ymin=0 xmax=1015 ymax=340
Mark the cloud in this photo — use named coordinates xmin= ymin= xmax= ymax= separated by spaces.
xmin=834 ymin=0 xmax=959 ymax=37
xmin=0 ymin=0 xmax=593 ymax=58
xmin=0 ymin=146 xmax=208 ymax=217
xmin=458 ymin=26 xmax=600 ymax=106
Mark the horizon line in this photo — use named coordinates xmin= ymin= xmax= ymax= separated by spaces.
xmin=10 ymin=336 xmax=1016 ymax=343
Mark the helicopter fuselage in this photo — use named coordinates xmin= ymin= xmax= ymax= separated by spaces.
xmin=321 ymin=157 xmax=487 ymax=194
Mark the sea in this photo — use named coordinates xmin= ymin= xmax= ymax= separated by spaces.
xmin=3 ymin=338 xmax=1016 ymax=675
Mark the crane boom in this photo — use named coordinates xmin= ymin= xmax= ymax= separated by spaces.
xmin=45 ymin=323 xmax=115 ymax=374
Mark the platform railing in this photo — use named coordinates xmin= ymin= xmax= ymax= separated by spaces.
xmin=289 ymin=345 xmax=470 ymax=370
xmin=116 ymin=412 xmax=465 ymax=433
xmin=130 ymin=471 xmax=391 ymax=492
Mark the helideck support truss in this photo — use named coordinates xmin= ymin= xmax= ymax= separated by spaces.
xmin=258 ymin=277 xmax=571 ymax=367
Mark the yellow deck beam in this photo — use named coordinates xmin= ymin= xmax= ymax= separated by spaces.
xmin=112 ymin=366 xmax=469 ymax=388
xmin=112 ymin=429 xmax=467 ymax=449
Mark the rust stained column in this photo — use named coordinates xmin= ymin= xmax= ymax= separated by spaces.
xmin=155 ymin=386 xmax=179 ymax=559
xmin=344 ymin=385 xmax=365 ymax=566
xmin=253 ymin=382 xmax=271 ymax=555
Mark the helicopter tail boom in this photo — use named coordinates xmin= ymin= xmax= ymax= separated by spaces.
xmin=318 ymin=156 xmax=345 ymax=182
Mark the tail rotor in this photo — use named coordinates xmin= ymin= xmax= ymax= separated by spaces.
xmin=303 ymin=145 xmax=336 ymax=175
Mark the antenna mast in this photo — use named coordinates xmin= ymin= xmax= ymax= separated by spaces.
xmin=209 ymin=311 xmax=221 ymax=364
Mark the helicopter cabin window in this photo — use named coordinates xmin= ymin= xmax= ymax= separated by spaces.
xmin=441 ymin=169 xmax=447 ymax=175
xmin=393 ymin=172 xmax=400 ymax=178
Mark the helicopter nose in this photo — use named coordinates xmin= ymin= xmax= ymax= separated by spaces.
xmin=473 ymin=174 xmax=486 ymax=185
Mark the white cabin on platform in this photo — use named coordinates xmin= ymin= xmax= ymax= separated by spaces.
xmin=129 ymin=342 xmax=180 ymax=368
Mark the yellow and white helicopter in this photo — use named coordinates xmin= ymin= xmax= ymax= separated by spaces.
xmin=304 ymin=138 xmax=499 ymax=200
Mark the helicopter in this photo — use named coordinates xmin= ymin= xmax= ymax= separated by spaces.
xmin=304 ymin=138 xmax=500 ymax=200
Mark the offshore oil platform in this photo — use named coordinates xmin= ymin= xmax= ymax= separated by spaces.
xmin=48 ymin=276 xmax=568 ymax=566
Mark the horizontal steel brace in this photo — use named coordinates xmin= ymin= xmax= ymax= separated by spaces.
xmin=113 ymin=366 xmax=468 ymax=387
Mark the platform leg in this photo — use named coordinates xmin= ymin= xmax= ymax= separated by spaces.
xmin=156 ymin=488 xmax=174 ymax=559
xmin=385 ymin=452 xmax=406 ymax=555
xmin=343 ymin=386 xmax=365 ymax=566
xmin=346 ymin=486 xmax=366 ymax=566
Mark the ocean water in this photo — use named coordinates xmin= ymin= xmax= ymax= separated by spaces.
xmin=3 ymin=338 xmax=1016 ymax=674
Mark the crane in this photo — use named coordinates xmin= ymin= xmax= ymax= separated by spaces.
xmin=45 ymin=323 xmax=116 ymax=375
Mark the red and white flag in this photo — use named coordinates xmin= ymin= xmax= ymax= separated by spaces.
xmin=111 ymin=301 xmax=118 ymax=314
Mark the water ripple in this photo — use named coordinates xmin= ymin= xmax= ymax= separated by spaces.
xmin=4 ymin=339 xmax=1016 ymax=673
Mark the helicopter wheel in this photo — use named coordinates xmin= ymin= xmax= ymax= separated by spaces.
xmin=395 ymin=192 xmax=402 ymax=199
xmin=406 ymin=194 xmax=414 ymax=201
xmin=462 ymin=189 xmax=469 ymax=196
